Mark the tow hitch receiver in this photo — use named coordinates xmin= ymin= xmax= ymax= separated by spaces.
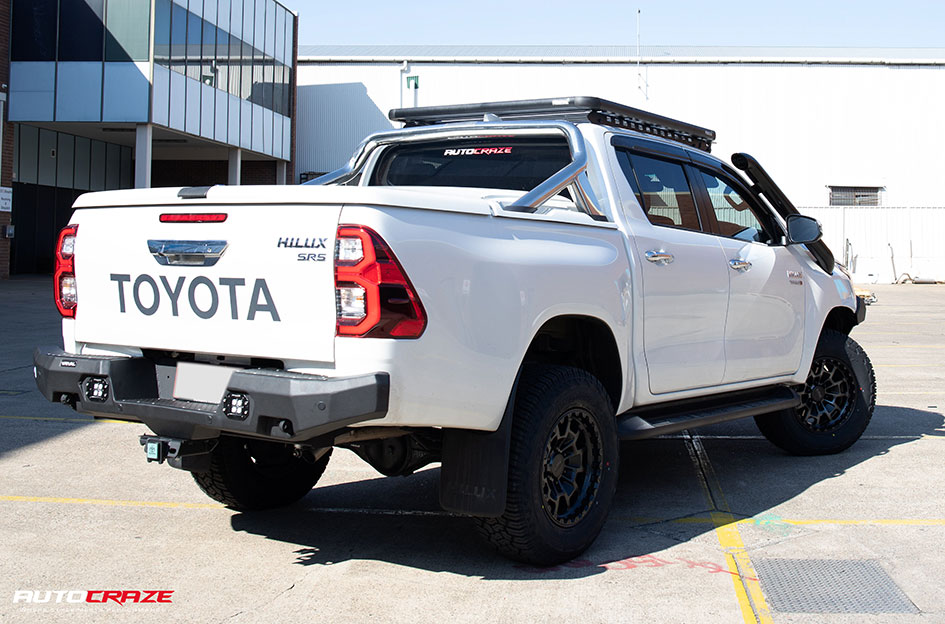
xmin=139 ymin=435 xmax=216 ymax=472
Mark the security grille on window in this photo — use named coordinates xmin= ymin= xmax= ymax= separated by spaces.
xmin=829 ymin=186 xmax=884 ymax=206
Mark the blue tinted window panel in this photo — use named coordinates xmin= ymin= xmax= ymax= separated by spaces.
xmin=283 ymin=116 xmax=291 ymax=163
xmin=59 ymin=0 xmax=105 ymax=62
xmin=186 ymin=78 xmax=202 ymax=135
xmin=73 ymin=136 xmax=91 ymax=190
xmin=56 ymin=134 xmax=75 ymax=189
xmin=152 ymin=64 xmax=171 ymax=126
xmin=227 ymin=34 xmax=241 ymax=96
xmin=252 ymin=103 xmax=264 ymax=153
xmin=56 ymin=63 xmax=103 ymax=122
xmin=284 ymin=11 xmax=293 ymax=66
xmin=171 ymin=3 xmax=187 ymax=74
xmin=229 ymin=0 xmax=242 ymax=44
xmin=9 ymin=63 xmax=56 ymax=122
xmin=200 ymin=82 xmax=215 ymax=139
xmin=38 ymin=129 xmax=57 ymax=186
xmin=242 ymin=0 xmax=254 ymax=42
xmin=155 ymin=0 xmax=172 ymax=67
xmin=188 ymin=0 xmax=203 ymax=18
xmin=12 ymin=0 xmax=58 ymax=61
xmin=105 ymin=143 xmax=121 ymax=190
xmin=273 ymin=112 xmax=283 ymax=159
xmin=228 ymin=93 xmax=241 ymax=146
xmin=274 ymin=8 xmax=285 ymax=64
xmin=262 ymin=107 xmax=273 ymax=155
xmin=204 ymin=0 xmax=217 ymax=24
xmin=17 ymin=125 xmax=39 ymax=184
xmin=105 ymin=0 xmax=150 ymax=61
xmin=170 ymin=71 xmax=187 ymax=131
xmin=202 ymin=21 xmax=217 ymax=87
xmin=90 ymin=141 xmax=107 ymax=191
xmin=186 ymin=11 xmax=202 ymax=81
xmin=217 ymin=0 xmax=230 ymax=36
xmin=240 ymin=99 xmax=252 ymax=149
xmin=215 ymin=89 xmax=229 ymax=143
xmin=265 ymin=1 xmax=275 ymax=57
xmin=103 ymin=63 xmax=150 ymax=122
xmin=254 ymin=0 xmax=266 ymax=57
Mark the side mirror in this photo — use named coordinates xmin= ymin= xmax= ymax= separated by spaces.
xmin=786 ymin=214 xmax=822 ymax=245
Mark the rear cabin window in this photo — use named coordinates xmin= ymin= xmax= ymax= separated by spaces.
xmin=370 ymin=138 xmax=571 ymax=191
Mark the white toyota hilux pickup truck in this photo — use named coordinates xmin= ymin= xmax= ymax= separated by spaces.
xmin=34 ymin=97 xmax=874 ymax=564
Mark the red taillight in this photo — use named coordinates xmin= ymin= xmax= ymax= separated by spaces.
xmin=55 ymin=225 xmax=78 ymax=318
xmin=159 ymin=213 xmax=228 ymax=223
xmin=334 ymin=225 xmax=426 ymax=338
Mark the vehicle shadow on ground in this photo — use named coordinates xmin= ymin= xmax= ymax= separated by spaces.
xmin=230 ymin=405 xmax=944 ymax=581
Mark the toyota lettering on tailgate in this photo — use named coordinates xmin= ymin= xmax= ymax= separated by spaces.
xmin=109 ymin=274 xmax=281 ymax=321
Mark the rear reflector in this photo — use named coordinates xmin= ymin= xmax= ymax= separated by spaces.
xmin=160 ymin=213 xmax=228 ymax=223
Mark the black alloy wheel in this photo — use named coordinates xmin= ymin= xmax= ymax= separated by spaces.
xmin=796 ymin=356 xmax=858 ymax=433
xmin=755 ymin=329 xmax=875 ymax=456
xmin=475 ymin=365 xmax=619 ymax=565
xmin=541 ymin=407 xmax=604 ymax=528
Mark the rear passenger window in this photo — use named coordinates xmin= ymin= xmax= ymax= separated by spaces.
xmin=616 ymin=150 xmax=702 ymax=231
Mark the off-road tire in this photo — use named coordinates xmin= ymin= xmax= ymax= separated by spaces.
xmin=193 ymin=436 xmax=331 ymax=510
xmin=476 ymin=365 xmax=619 ymax=565
xmin=755 ymin=329 xmax=875 ymax=455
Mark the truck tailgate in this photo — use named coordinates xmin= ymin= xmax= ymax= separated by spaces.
xmin=72 ymin=201 xmax=341 ymax=363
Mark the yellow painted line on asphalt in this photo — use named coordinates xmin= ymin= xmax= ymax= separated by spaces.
xmin=0 ymin=495 xmax=224 ymax=509
xmin=0 ymin=414 xmax=131 ymax=424
xmin=682 ymin=433 xmax=772 ymax=624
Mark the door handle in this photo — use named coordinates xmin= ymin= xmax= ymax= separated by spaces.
xmin=148 ymin=240 xmax=228 ymax=267
xmin=645 ymin=250 xmax=674 ymax=265
xmin=729 ymin=258 xmax=752 ymax=272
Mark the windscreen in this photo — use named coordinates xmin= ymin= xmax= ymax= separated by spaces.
xmin=370 ymin=137 xmax=571 ymax=191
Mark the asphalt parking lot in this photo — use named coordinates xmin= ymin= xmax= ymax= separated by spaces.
xmin=1 ymin=278 xmax=943 ymax=624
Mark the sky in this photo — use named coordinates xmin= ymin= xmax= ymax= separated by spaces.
xmin=279 ymin=0 xmax=945 ymax=48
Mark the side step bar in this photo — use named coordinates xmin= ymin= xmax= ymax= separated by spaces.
xmin=617 ymin=385 xmax=800 ymax=441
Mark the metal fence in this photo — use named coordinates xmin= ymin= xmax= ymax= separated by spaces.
xmin=800 ymin=207 xmax=945 ymax=284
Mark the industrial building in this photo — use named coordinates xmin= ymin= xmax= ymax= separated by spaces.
xmin=295 ymin=45 xmax=945 ymax=283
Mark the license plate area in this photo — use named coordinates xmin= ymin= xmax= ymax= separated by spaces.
xmin=173 ymin=362 xmax=236 ymax=404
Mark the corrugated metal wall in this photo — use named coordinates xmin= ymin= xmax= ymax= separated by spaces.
xmin=803 ymin=206 xmax=945 ymax=283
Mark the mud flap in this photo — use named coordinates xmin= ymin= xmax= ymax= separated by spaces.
xmin=438 ymin=376 xmax=517 ymax=517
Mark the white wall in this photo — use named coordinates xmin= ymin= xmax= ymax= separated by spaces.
xmin=297 ymin=60 xmax=945 ymax=281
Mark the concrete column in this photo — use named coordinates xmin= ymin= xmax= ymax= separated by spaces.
xmin=134 ymin=123 xmax=152 ymax=189
xmin=275 ymin=160 xmax=286 ymax=185
xmin=228 ymin=148 xmax=242 ymax=185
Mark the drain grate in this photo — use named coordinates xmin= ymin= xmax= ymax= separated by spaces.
xmin=753 ymin=559 xmax=918 ymax=614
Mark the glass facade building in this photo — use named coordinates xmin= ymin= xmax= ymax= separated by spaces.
xmin=10 ymin=0 xmax=294 ymax=161
xmin=6 ymin=0 xmax=296 ymax=274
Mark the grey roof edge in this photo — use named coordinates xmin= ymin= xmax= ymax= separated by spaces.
xmin=298 ymin=44 xmax=945 ymax=63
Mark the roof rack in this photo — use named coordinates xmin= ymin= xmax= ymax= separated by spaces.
xmin=389 ymin=96 xmax=716 ymax=153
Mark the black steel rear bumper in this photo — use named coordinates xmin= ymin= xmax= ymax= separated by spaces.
xmin=33 ymin=347 xmax=389 ymax=443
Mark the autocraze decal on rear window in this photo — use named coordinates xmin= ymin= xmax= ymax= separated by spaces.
xmin=443 ymin=147 xmax=513 ymax=156
xmin=372 ymin=137 xmax=570 ymax=191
